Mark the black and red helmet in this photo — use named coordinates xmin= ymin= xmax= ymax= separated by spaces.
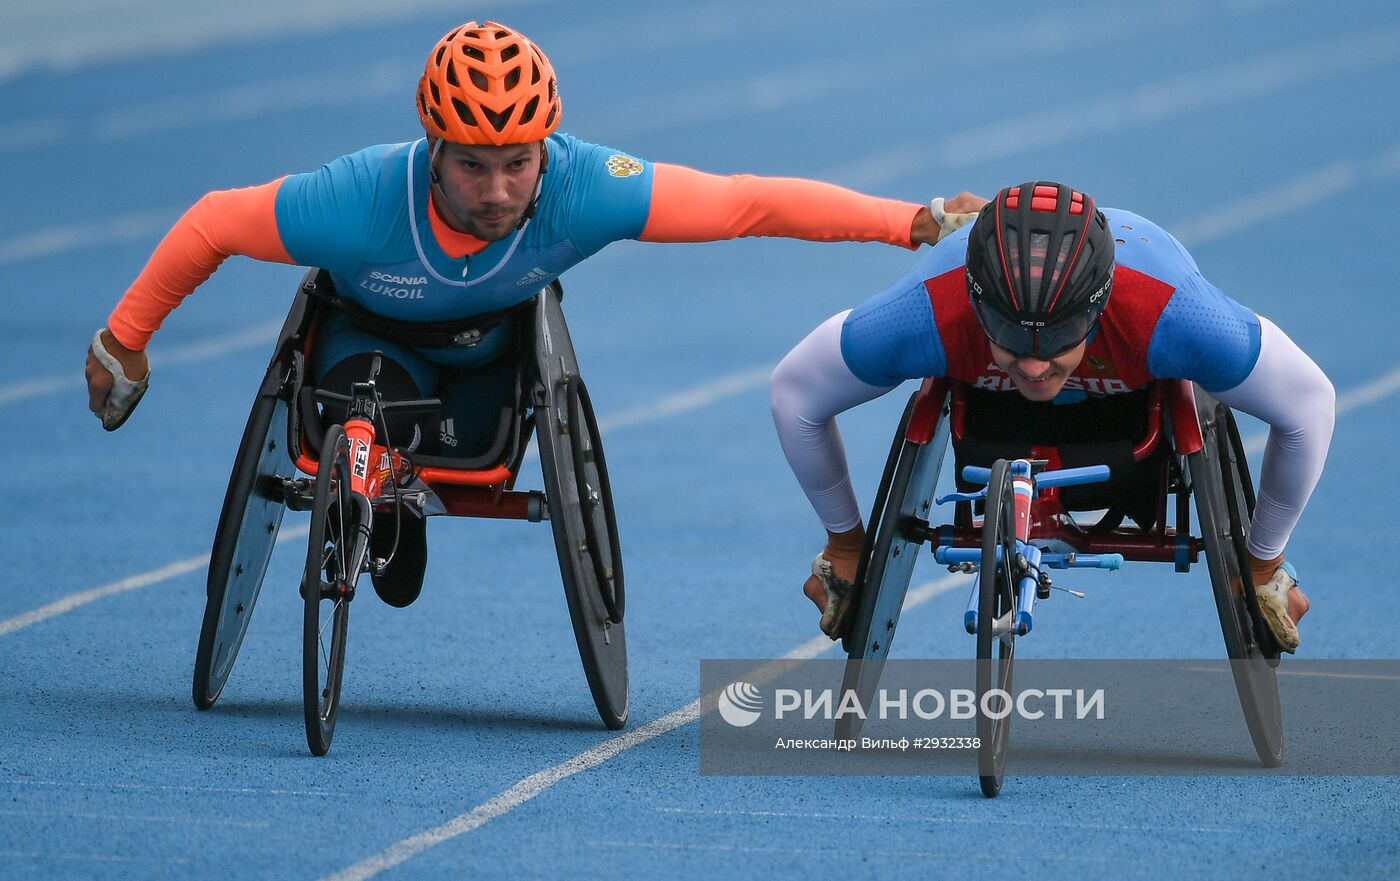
xmin=965 ymin=181 xmax=1114 ymax=358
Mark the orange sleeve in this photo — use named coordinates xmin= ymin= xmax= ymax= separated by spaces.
xmin=107 ymin=178 xmax=294 ymax=350
xmin=638 ymin=163 xmax=921 ymax=249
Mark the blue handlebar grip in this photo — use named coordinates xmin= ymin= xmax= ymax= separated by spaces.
xmin=961 ymin=465 xmax=992 ymax=485
xmin=1098 ymin=554 xmax=1124 ymax=570
xmin=1036 ymin=464 xmax=1112 ymax=489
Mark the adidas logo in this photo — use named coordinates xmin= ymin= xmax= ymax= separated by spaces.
xmin=516 ymin=266 xmax=551 ymax=287
xmin=440 ymin=417 xmax=458 ymax=448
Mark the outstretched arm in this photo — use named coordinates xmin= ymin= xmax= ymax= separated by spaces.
xmin=641 ymin=163 xmax=983 ymax=248
xmin=106 ymin=179 xmax=293 ymax=351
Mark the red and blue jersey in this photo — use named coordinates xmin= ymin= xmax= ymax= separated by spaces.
xmin=840 ymin=208 xmax=1262 ymax=398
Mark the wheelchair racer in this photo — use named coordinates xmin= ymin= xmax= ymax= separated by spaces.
xmin=84 ymin=21 xmax=984 ymax=609
xmin=771 ymin=181 xmax=1333 ymax=652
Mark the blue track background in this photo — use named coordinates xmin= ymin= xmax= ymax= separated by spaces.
xmin=2 ymin=1 xmax=1397 ymax=878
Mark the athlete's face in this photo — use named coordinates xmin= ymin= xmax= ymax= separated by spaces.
xmin=987 ymin=340 xmax=1087 ymax=402
xmin=431 ymin=140 xmax=542 ymax=242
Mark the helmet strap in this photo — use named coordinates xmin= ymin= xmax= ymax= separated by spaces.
xmin=515 ymin=142 xmax=548 ymax=231
xmin=428 ymin=136 xmax=444 ymax=185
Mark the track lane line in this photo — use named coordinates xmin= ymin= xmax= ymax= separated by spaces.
xmin=317 ymin=575 xmax=964 ymax=881
xmin=0 ymin=361 xmax=779 ymax=637
xmin=0 ymin=319 xmax=283 ymax=406
xmin=312 ymin=365 xmax=1400 ymax=879
xmin=0 ymin=524 xmax=306 ymax=638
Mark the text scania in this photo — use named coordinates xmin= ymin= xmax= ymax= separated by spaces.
xmin=361 ymin=271 xmax=427 ymax=300
xmin=772 ymin=687 xmax=1105 ymax=721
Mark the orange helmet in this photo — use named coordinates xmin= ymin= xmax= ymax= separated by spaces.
xmin=416 ymin=21 xmax=561 ymax=146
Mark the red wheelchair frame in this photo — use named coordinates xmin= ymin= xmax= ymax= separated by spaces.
xmin=840 ymin=375 xmax=1283 ymax=796
xmin=192 ymin=269 xmax=627 ymax=755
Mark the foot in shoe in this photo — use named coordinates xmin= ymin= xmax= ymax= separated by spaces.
xmin=812 ymin=554 xmax=856 ymax=640
xmin=1255 ymin=562 xmax=1301 ymax=653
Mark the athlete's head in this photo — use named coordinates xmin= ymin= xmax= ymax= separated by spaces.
xmin=416 ymin=22 xmax=561 ymax=240
xmin=965 ymin=181 xmax=1115 ymax=401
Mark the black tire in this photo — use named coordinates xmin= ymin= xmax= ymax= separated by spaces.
xmin=303 ymin=424 xmax=354 ymax=756
xmin=843 ymin=391 xmax=918 ymax=656
xmin=1189 ymin=389 xmax=1284 ymax=767
xmin=194 ymin=371 xmax=294 ymax=710
xmin=836 ymin=389 xmax=949 ymax=742
xmin=533 ymin=289 xmax=628 ymax=730
xmin=976 ymin=460 xmax=1018 ymax=798
xmin=567 ymin=377 xmax=624 ymax=623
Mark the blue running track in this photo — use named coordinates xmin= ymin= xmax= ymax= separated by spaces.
xmin=2 ymin=1 xmax=1398 ymax=878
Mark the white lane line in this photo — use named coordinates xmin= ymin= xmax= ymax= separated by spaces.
xmin=0 ymin=0 xmax=902 ymax=151
xmin=1179 ymin=666 xmax=1400 ymax=681
xmin=0 ymin=5 xmax=1373 ymax=267
xmin=588 ymin=841 xmax=962 ymax=859
xmin=1242 ymin=363 xmax=1400 ymax=457
xmin=597 ymin=364 xmax=774 ymax=433
xmin=0 ymin=524 xmax=307 ymax=638
xmin=0 ymin=361 xmax=774 ymax=636
xmin=596 ymin=0 xmax=1145 ymax=139
xmin=317 ymin=574 xmax=963 ymax=881
xmin=0 ymin=0 xmax=542 ymax=83
xmin=0 ymin=207 xmax=179 ymax=266
xmin=323 ymin=360 xmax=1400 ymax=879
xmin=830 ymin=24 xmax=1400 ymax=188
xmin=652 ymin=807 xmax=1242 ymax=834
xmin=1335 ymin=364 xmax=1400 ymax=415
xmin=0 ymin=319 xmax=282 ymax=406
xmin=587 ymin=840 xmax=1120 ymax=861
xmin=1170 ymin=162 xmax=1359 ymax=247
xmin=0 ymin=776 xmax=344 ymax=798
xmin=1166 ymin=140 xmax=1400 ymax=249
xmin=0 ymin=850 xmax=191 ymax=865
xmin=0 ymin=808 xmax=271 ymax=828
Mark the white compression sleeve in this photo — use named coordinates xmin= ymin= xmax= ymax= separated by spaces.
xmin=1212 ymin=316 xmax=1335 ymax=559
xmin=770 ymin=312 xmax=897 ymax=532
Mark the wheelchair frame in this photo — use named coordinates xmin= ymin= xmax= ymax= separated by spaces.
xmin=839 ymin=377 xmax=1284 ymax=796
xmin=192 ymin=269 xmax=628 ymax=754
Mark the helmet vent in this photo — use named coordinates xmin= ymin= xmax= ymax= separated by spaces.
xmin=445 ymin=60 xmax=459 ymax=87
xmin=429 ymin=81 xmax=440 ymax=104
xmin=1028 ymin=231 xmax=1050 ymax=295
xmin=462 ymin=44 xmax=485 ymax=62
xmin=500 ymin=44 xmax=520 ymax=61
xmin=504 ymin=68 xmax=520 ymax=91
xmin=469 ymin=68 xmax=489 ymax=91
xmin=451 ymin=98 xmax=476 ymax=126
xmin=520 ymin=95 xmax=539 ymax=125
xmin=435 ymin=46 xmax=447 ymax=65
xmin=1044 ymin=235 xmax=1074 ymax=299
xmin=1069 ymin=241 xmax=1093 ymax=285
xmin=482 ymin=104 xmax=514 ymax=132
xmin=545 ymin=104 xmax=558 ymax=129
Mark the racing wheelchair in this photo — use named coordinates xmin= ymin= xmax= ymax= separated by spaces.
xmin=191 ymin=269 xmax=626 ymax=755
xmin=838 ymin=377 xmax=1284 ymax=796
